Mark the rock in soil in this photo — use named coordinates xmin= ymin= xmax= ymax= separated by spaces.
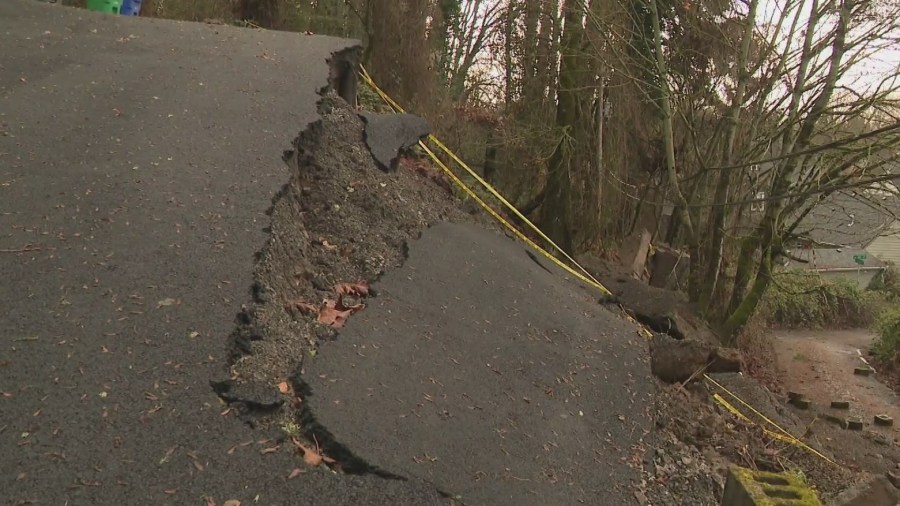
xmin=833 ymin=475 xmax=900 ymax=506
xmin=650 ymin=334 xmax=742 ymax=383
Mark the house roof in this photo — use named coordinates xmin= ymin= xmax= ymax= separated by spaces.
xmin=786 ymin=247 xmax=886 ymax=271
xmin=791 ymin=188 xmax=899 ymax=248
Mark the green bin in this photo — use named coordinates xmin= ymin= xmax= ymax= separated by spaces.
xmin=86 ymin=0 xmax=121 ymax=13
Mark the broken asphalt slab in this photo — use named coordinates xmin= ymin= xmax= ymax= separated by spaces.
xmin=358 ymin=111 xmax=430 ymax=171
xmin=301 ymin=222 xmax=656 ymax=505
xmin=0 ymin=2 xmax=445 ymax=504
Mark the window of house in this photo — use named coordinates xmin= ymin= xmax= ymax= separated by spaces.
xmin=751 ymin=191 xmax=766 ymax=212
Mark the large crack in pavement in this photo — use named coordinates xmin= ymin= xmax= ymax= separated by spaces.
xmin=218 ymin=53 xmax=476 ymax=487
xmin=216 ymin=44 xmax=657 ymax=506
xmin=1 ymin=2 xmax=455 ymax=503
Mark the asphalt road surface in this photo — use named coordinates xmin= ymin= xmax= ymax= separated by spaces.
xmin=0 ymin=2 xmax=446 ymax=504
xmin=302 ymin=222 xmax=655 ymax=505
xmin=1 ymin=2 xmax=656 ymax=505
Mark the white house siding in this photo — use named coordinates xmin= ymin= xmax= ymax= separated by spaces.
xmin=867 ymin=223 xmax=900 ymax=265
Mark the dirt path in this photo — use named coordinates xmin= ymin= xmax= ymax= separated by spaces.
xmin=772 ymin=329 xmax=900 ymax=429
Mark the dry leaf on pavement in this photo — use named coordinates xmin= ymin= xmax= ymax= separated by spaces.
xmin=291 ymin=437 xmax=335 ymax=467
xmin=318 ymin=299 xmax=353 ymax=328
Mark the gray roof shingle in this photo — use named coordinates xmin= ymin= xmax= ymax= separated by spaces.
xmin=791 ymin=188 xmax=899 ymax=247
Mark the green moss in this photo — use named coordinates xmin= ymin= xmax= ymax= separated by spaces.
xmin=729 ymin=467 xmax=823 ymax=506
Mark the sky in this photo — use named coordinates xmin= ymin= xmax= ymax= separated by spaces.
xmin=756 ymin=0 xmax=900 ymax=94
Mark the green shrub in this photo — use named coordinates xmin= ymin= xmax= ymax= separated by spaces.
xmin=761 ymin=271 xmax=876 ymax=328
xmin=872 ymin=307 xmax=900 ymax=363
xmin=871 ymin=262 xmax=900 ymax=301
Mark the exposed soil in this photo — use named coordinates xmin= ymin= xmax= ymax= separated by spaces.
xmin=607 ymin=282 xmax=894 ymax=504
xmin=227 ymin=95 xmax=483 ymax=400
xmin=211 ymin=91 xmax=895 ymax=504
xmin=773 ymin=329 xmax=900 ymax=425
xmin=770 ymin=329 xmax=900 ymax=483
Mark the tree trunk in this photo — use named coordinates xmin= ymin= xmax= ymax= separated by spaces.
xmin=722 ymin=0 xmax=851 ymax=334
xmin=699 ymin=0 xmax=759 ymax=314
xmin=540 ymin=0 xmax=586 ymax=253
xmin=647 ymin=0 xmax=696 ymax=249
xmin=522 ymin=0 xmax=541 ymax=107
xmin=504 ymin=3 xmax=516 ymax=107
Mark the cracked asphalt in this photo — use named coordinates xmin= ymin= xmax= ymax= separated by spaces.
xmin=0 ymin=2 xmax=446 ymax=504
xmin=301 ymin=222 xmax=655 ymax=505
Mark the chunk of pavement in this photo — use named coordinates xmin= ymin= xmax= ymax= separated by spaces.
xmin=834 ymin=475 xmax=900 ymax=506
xmin=577 ymin=254 xmax=722 ymax=345
xmin=210 ymin=379 xmax=284 ymax=412
xmin=649 ymin=334 xmax=742 ymax=383
xmin=358 ymin=111 xmax=430 ymax=172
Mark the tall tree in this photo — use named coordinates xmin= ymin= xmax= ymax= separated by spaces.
xmin=541 ymin=0 xmax=587 ymax=252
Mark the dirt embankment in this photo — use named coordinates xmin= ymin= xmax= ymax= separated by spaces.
xmin=209 ymin=91 xmax=892 ymax=504
xmin=772 ymin=330 xmax=900 ymax=478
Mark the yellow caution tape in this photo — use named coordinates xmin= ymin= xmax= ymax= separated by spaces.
xmin=357 ymin=66 xmax=834 ymax=465
xmin=708 ymin=376 xmax=837 ymax=466
xmin=357 ymin=66 xmax=616 ymax=300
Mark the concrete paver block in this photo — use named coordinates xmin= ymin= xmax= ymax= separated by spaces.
xmin=874 ymin=414 xmax=894 ymax=427
xmin=790 ymin=397 xmax=811 ymax=410
xmin=854 ymin=366 xmax=873 ymax=376
xmin=722 ymin=467 xmax=822 ymax=506
xmin=830 ymin=400 xmax=850 ymax=410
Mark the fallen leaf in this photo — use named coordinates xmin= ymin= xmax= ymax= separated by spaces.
xmin=277 ymin=381 xmax=291 ymax=395
xmin=292 ymin=437 xmax=335 ymax=467
xmin=303 ymin=449 xmax=323 ymax=467
xmin=164 ymin=489 xmax=177 ymax=495
xmin=189 ymin=331 xmax=200 ymax=339
xmin=317 ymin=299 xmax=352 ymax=328
xmin=157 ymin=298 xmax=177 ymax=308
xmin=205 ymin=497 xmax=216 ymax=506
xmin=288 ymin=468 xmax=303 ymax=479
xmin=16 ymin=472 xmax=26 ymax=481
xmin=260 ymin=445 xmax=279 ymax=455
xmin=223 ymin=501 xmax=241 ymax=506
xmin=335 ymin=282 xmax=369 ymax=297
